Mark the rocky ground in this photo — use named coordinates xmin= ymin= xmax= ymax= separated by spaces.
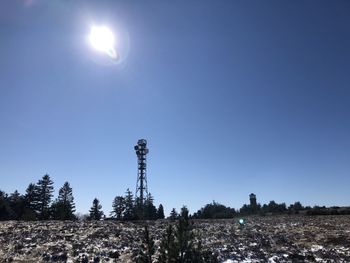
xmin=0 ymin=215 xmax=350 ymax=262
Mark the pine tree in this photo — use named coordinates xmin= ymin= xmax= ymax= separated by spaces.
xmin=36 ymin=174 xmax=54 ymax=220
xmin=144 ymin=193 xmax=157 ymax=220
xmin=124 ymin=189 xmax=135 ymax=220
xmin=8 ymin=190 xmax=24 ymax=220
xmin=0 ymin=190 xmax=11 ymax=220
xmin=157 ymin=207 xmax=218 ymax=263
xmin=111 ymin=196 xmax=125 ymax=220
xmin=23 ymin=183 xmax=39 ymax=220
xmin=51 ymin=182 xmax=76 ymax=220
xmin=158 ymin=224 xmax=177 ymax=262
xmin=157 ymin=204 xmax=165 ymax=219
xmin=136 ymin=225 xmax=155 ymax=263
xmin=89 ymin=198 xmax=104 ymax=220
xmin=169 ymin=208 xmax=178 ymax=221
xmin=176 ymin=206 xmax=194 ymax=262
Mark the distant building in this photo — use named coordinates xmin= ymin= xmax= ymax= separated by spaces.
xmin=249 ymin=193 xmax=257 ymax=208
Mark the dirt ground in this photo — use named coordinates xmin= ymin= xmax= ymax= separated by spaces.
xmin=0 ymin=215 xmax=350 ymax=262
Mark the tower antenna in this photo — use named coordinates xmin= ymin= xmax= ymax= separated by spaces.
xmin=134 ymin=139 xmax=149 ymax=206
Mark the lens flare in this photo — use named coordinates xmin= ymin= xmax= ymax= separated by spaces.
xmin=89 ymin=25 xmax=118 ymax=60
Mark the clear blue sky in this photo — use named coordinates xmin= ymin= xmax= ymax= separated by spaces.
xmin=1 ymin=0 xmax=349 ymax=216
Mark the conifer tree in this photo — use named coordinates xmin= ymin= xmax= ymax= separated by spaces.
xmin=89 ymin=198 xmax=104 ymax=220
xmin=23 ymin=183 xmax=39 ymax=220
xmin=0 ymin=190 xmax=10 ymax=220
xmin=51 ymin=182 xmax=76 ymax=220
xmin=8 ymin=190 xmax=24 ymax=220
xmin=136 ymin=225 xmax=155 ymax=263
xmin=169 ymin=208 xmax=178 ymax=221
xmin=157 ymin=206 xmax=218 ymax=263
xmin=124 ymin=189 xmax=135 ymax=220
xmin=36 ymin=174 xmax=54 ymax=220
xmin=157 ymin=204 xmax=165 ymax=219
xmin=176 ymin=206 xmax=194 ymax=262
xmin=144 ymin=193 xmax=157 ymax=220
xmin=158 ymin=224 xmax=177 ymax=262
xmin=111 ymin=196 xmax=125 ymax=220
xmin=25 ymin=183 xmax=39 ymax=210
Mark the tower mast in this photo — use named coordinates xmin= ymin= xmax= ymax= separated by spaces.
xmin=134 ymin=139 xmax=149 ymax=206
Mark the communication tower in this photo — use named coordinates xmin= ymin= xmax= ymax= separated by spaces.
xmin=134 ymin=139 xmax=149 ymax=206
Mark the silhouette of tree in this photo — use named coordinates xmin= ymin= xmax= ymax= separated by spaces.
xmin=89 ymin=198 xmax=104 ymax=220
xmin=111 ymin=196 xmax=125 ymax=220
xmin=157 ymin=204 xmax=165 ymax=219
xmin=36 ymin=174 xmax=54 ymax=220
xmin=51 ymin=182 xmax=76 ymax=220
xmin=288 ymin=201 xmax=304 ymax=214
xmin=8 ymin=190 xmax=24 ymax=220
xmin=23 ymin=183 xmax=39 ymax=220
xmin=169 ymin=208 xmax=178 ymax=221
xmin=194 ymin=201 xmax=236 ymax=219
xmin=124 ymin=189 xmax=135 ymax=220
xmin=144 ymin=193 xmax=157 ymax=220
xmin=239 ymin=204 xmax=251 ymax=215
xmin=260 ymin=200 xmax=287 ymax=214
xmin=0 ymin=191 xmax=11 ymax=220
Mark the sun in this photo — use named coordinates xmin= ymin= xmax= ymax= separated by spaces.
xmin=89 ymin=25 xmax=118 ymax=60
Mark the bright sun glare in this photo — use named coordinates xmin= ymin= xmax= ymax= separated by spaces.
xmin=89 ymin=25 xmax=117 ymax=60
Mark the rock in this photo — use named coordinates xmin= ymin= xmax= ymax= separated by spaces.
xmin=81 ymin=254 xmax=89 ymax=263
xmin=42 ymin=252 xmax=50 ymax=261
xmin=51 ymin=252 xmax=68 ymax=262
xmin=109 ymin=250 xmax=120 ymax=259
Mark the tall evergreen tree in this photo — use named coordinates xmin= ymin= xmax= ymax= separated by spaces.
xmin=0 ymin=190 xmax=10 ymax=220
xmin=89 ymin=198 xmax=104 ymax=220
xmin=36 ymin=174 xmax=54 ymax=220
xmin=111 ymin=196 xmax=125 ymax=220
xmin=8 ymin=190 xmax=24 ymax=220
xmin=144 ymin=193 xmax=157 ymax=220
xmin=124 ymin=189 xmax=135 ymax=220
xmin=157 ymin=204 xmax=165 ymax=219
xmin=51 ymin=182 xmax=76 ymax=220
xmin=23 ymin=183 xmax=39 ymax=220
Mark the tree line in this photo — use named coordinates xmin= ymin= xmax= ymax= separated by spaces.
xmin=190 ymin=200 xmax=350 ymax=219
xmin=0 ymin=174 xmax=165 ymax=221
xmin=1 ymin=175 xmax=349 ymax=221
xmin=237 ymin=200 xmax=350 ymax=216
xmin=0 ymin=174 xmax=75 ymax=220
xmin=90 ymin=189 xmax=165 ymax=220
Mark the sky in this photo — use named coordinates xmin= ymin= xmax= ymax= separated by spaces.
xmin=0 ymin=0 xmax=349 ymax=216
